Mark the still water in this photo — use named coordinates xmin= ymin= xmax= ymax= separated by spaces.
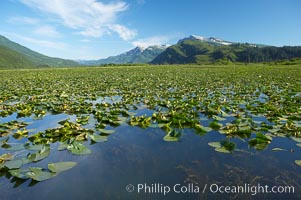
xmin=0 ymin=113 xmax=301 ymax=200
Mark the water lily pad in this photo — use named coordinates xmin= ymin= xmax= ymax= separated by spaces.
xmin=76 ymin=115 xmax=90 ymax=125
xmin=26 ymin=167 xmax=56 ymax=181
xmin=89 ymin=134 xmax=108 ymax=143
xmin=291 ymin=137 xmax=301 ymax=143
xmin=209 ymin=121 xmax=223 ymax=129
xmin=213 ymin=115 xmax=226 ymax=121
xmin=13 ymin=129 xmax=29 ymax=140
xmin=295 ymin=160 xmax=301 ymax=166
xmin=75 ymin=133 xmax=88 ymax=141
xmin=48 ymin=162 xmax=77 ymax=173
xmin=21 ymin=156 xmax=35 ymax=165
xmin=272 ymin=148 xmax=286 ymax=151
xmin=5 ymin=143 xmax=26 ymax=151
xmin=208 ymin=142 xmax=222 ymax=148
xmin=98 ymin=129 xmax=115 ymax=134
xmin=25 ymin=144 xmax=45 ymax=151
xmin=220 ymin=110 xmax=230 ymax=117
xmin=194 ymin=124 xmax=212 ymax=134
xmin=4 ymin=159 xmax=23 ymax=169
xmin=0 ymin=153 xmax=14 ymax=161
xmin=249 ymin=133 xmax=272 ymax=150
xmin=67 ymin=142 xmax=91 ymax=155
xmin=215 ymin=147 xmax=231 ymax=153
xmin=208 ymin=140 xmax=236 ymax=153
xmin=31 ymin=146 xmax=51 ymax=162
xmin=163 ymin=130 xmax=181 ymax=142
xmin=9 ymin=169 xmax=30 ymax=179
xmin=58 ymin=142 xmax=68 ymax=151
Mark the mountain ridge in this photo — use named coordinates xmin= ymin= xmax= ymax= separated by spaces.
xmin=151 ymin=35 xmax=301 ymax=64
xmin=0 ymin=35 xmax=78 ymax=68
xmin=79 ymin=45 xmax=167 ymax=65
xmin=178 ymin=35 xmax=234 ymax=46
xmin=1 ymin=34 xmax=301 ymax=68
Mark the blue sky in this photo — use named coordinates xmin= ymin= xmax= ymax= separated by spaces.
xmin=0 ymin=0 xmax=301 ymax=60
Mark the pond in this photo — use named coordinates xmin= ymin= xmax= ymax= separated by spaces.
xmin=0 ymin=111 xmax=300 ymax=199
xmin=1 ymin=65 xmax=301 ymax=199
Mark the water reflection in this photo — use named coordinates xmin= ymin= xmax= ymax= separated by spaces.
xmin=1 ymin=121 xmax=301 ymax=199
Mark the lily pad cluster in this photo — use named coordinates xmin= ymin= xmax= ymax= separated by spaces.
xmin=9 ymin=162 xmax=76 ymax=181
xmin=1 ymin=64 xmax=301 ymax=183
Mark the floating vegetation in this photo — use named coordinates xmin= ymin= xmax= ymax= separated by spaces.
xmin=1 ymin=65 xmax=301 ymax=184
xmin=8 ymin=161 xmax=76 ymax=182
xmin=208 ymin=140 xmax=236 ymax=153
xmin=295 ymin=160 xmax=301 ymax=166
xmin=249 ymin=133 xmax=272 ymax=150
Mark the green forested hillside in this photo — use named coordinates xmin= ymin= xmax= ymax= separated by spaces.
xmin=0 ymin=46 xmax=35 ymax=68
xmin=0 ymin=35 xmax=78 ymax=68
xmin=151 ymin=39 xmax=301 ymax=64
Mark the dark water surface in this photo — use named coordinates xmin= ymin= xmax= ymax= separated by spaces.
xmin=1 ymin=113 xmax=301 ymax=200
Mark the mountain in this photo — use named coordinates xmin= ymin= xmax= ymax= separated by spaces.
xmin=151 ymin=35 xmax=301 ymax=64
xmin=0 ymin=45 xmax=34 ymax=68
xmin=178 ymin=35 xmax=234 ymax=46
xmin=80 ymin=45 xmax=167 ymax=65
xmin=0 ymin=35 xmax=78 ymax=68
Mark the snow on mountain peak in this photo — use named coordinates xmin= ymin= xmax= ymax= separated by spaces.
xmin=146 ymin=44 xmax=168 ymax=50
xmin=190 ymin=35 xmax=205 ymax=40
xmin=136 ymin=46 xmax=147 ymax=51
xmin=178 ymin=35 xmax=233 ymax=46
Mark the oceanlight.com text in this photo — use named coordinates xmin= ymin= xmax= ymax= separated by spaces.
xmin=125 ymin=183 xmax=295 ymax=196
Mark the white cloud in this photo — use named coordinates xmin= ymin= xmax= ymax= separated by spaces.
xmin=8 ymin=16 xmax=60 ymax=38
xmin=7 ymin=16 xmax=39 ymax=25
xmin=20 ymin=0 xmax=136 ymax=40
xmin=33 ymin=25 xmax=61 ymax=38
xmin=8 ymin=33 xmax=67 ymax=50
xmin=109 ymin=24 xmax=137 ymax=41
xmin=78 ymin=27 xmax=109 ymax=38
xmin=24 ymin=37 xmax=66 ymax=49
xmin=132 ymin=36 xmax=172 ymax=47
